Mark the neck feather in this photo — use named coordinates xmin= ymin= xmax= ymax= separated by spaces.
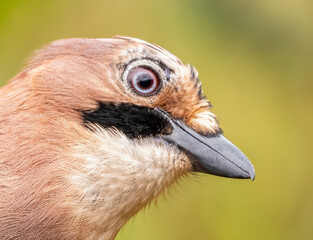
xmin=67 ymin=129 xmax=191 ymax=239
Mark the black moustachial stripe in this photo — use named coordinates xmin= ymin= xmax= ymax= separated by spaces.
xmin=83 ymin=103 xmax=173 ymax=139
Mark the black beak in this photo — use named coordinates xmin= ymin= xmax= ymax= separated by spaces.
xmin=156 ymin=109 xmax=255 ymax=180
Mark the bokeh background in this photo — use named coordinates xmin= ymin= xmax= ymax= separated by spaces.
xmin=0 ymin=0 xmax=312 ymax=239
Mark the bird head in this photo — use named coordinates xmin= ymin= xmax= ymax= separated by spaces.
xmin=0 ymin=36 xmax=254 ymax=239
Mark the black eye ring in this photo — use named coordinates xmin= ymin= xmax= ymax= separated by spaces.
xmin=127 ymin=66 xmax=162 ymax=96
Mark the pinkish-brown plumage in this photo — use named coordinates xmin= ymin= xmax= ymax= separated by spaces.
xmin=0 ymin=37 xmax=255 ymax=240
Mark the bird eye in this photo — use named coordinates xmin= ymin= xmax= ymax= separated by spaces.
xmin=127 ymin=67 xmax=160 ymax=96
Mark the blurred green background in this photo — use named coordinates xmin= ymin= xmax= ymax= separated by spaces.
xmin=1 ymin=0 xmax=312 ymax=239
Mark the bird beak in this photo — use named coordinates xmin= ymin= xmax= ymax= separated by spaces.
xmin=155 ymin=109 xmax=255 ymax=180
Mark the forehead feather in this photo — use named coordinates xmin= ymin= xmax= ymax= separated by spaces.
xmin=113 ymin=36 xmax=185 ymax=70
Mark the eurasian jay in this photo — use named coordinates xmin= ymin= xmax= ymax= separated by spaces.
xmin=0 ymin=37 xmax=254 ymax=239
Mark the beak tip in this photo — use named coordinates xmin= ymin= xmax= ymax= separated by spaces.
xmin=249 ymin=173 xmax=255 ymax=181
xmin=234 ymin=160 xmax=255 ymax=181
xmin=247 ymin=164 xmax=255 ymax=181
xmin=250 ymin=169 xmax=255 ymax=181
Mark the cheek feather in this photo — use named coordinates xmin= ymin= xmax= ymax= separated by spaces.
xmin=188 ymin=110 xmax=221 ymax=135
xmin=154 ymin=65 xmax=220 ymax=135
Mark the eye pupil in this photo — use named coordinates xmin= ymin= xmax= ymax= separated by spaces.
xmin=137 ymin=75 xmax=153 ymax=89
